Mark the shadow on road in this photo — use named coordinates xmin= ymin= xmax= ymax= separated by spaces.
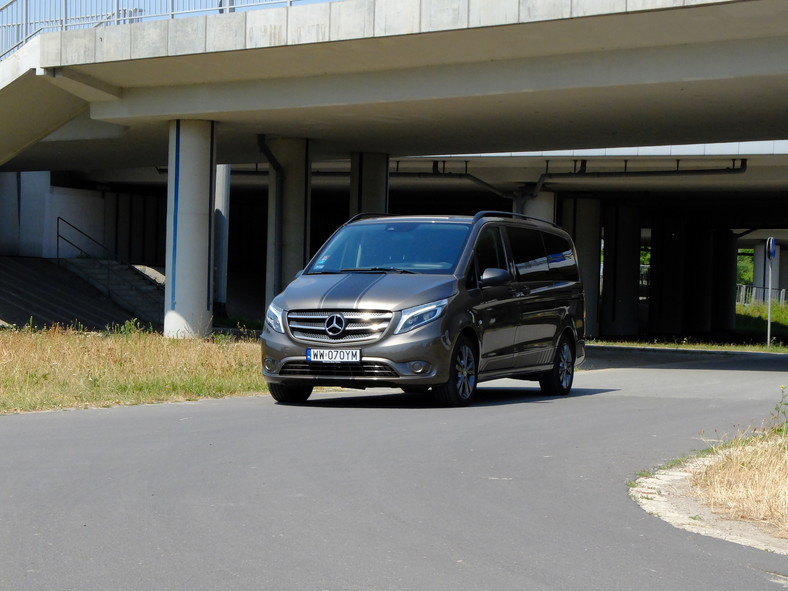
xmin=284 ymin=386 xmax=616 ymax=409
xmin=585 ymin=345 xmax=788 ymax=372
xmin=474 ymin=386 xmax=616 ymax=407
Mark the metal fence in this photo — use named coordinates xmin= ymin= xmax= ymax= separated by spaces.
xmin=736 ymin=284 xmax=787 ymax=307
xmin=0 ymin=0 xmax=320 ymax=60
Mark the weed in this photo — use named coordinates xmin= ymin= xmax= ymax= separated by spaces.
xmin=210 ymin=331 xmax=235 ymax=345
xmin=688 ymin=390 xmax=788 ymax=539
xmin=0 ymin=325 xmax=267 ymax=413
xmin=773 ymin=385 xmax=788 ymax=437
xmin=104 ymin=318 xmax=152 ymax=336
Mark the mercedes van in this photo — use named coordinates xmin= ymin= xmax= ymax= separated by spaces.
xmin=261 ymin=211 xmax=585 ymax=406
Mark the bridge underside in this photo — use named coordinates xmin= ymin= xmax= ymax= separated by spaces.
xmin=1 ymin=0 xmax=787 ymax=338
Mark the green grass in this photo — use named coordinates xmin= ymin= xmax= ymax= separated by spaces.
xmin=4 ymin=302 xmax=787 ymax=414
xmin=736 ymin=302 xmax=788 ymax=344
xmin=594 ymin=302 xmax=788 ymax=353
xmin=0 ymin=323 xmax=267 ymax=414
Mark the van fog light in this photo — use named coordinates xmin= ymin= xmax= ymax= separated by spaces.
xmin=263 ymin=358 xmax=277 ymax=372
xmin=408 ymin=361 xmax=432 ymax=374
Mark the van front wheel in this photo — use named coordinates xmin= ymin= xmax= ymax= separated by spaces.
xmin=539 ymin=335 xmax=575 ymax=396
xmin=268 ymin=383 xmax=313 ymax=404
xmin=433 ymin=336 xmax=478 ymax=406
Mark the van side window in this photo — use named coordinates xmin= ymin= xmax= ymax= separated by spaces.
xmin=507 ymin=226 xmax=549 ymax=281
xmin=471 ymin=226 xmax=507 ymax=286
xmin=543 ymin=232 xmax=579 ymax=282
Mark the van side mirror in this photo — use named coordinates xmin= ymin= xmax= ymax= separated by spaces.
xmin=479 ymin=268 xmax=511 ymax=287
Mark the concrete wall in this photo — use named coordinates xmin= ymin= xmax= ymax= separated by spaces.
xmin=43 ymin=186 xmax=106 ymax=259
xmin=0 ymin=172 xmax=162 ymax=263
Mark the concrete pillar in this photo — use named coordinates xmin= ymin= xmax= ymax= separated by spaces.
xmin=164 ymin=120 xmax=216 ymax=338
xmin=130 ymin=194 xmax=144 ymax=262
xmin=711 ymin=229 xmax=737 ymax=332
xmin=0 ymin=172 xmax=20 ymax=255
xmin=349 ymin=152 xmax=389 ymax=216
xmin=143 ymin=194 xmax=158 ymax=264
xmin=103 ymin=192 xmax=118 ymax=260
xmin=562 ymin=196 xmax=601 ymax=338
xmin=116 ymin=193 xmax=131 ymax=262
xmin=18 ymin=172 xmax=51 ymax=258
xmin=769 ymin=246 xmax=781 ymax=301
xmin=753 ymin=244 xmax=765 ymax=300
xmin=686 ymin=227 xmax=714 ymax=333
xmin=213 ymin=164 xmax=231 ymax=318
xmin=517 ymin=191 xmax=556 ymax=223
xmin=648 ymin=215 xmax=687 ymax=334
xmin=754 ymin=241 xmax=781 ymax=302
xmin=265 ymin=138 xmax=311 ymax=307
xmin=600 ymin=203 xmax=640 ymax=337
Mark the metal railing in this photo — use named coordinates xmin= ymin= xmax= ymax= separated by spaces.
xmin=56 ymin=216 xmax=163 ymax=321
xmin=1 ymin=0 xmax=322 ymax=60
xmin=736 ymin=284 xmax=787 ymax=307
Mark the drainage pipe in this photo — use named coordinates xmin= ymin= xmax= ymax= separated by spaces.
xmin=529 ymin=158 xmax=748 ymax=197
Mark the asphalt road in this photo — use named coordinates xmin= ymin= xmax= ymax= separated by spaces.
xmin=1 ymin=347 xmax=787 ymax=590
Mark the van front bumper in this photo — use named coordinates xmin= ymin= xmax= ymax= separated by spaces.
xmin=261 ymin=325 xmax=455 ymax=390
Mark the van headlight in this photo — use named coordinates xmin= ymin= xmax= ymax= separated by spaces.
xmin=266 ymin=303 xmax=285 ymax=334
xmin=394 ymin=299 xmax=448 ymax=334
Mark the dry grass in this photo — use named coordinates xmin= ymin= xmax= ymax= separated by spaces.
xmin=691 ymin=407 xmax=788 ymax=539
xmin=0 ymin=324 xmax=267 ymax=413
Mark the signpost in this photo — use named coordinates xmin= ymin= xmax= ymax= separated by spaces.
xmin=766 ymin=237 xmax=777 ymax=347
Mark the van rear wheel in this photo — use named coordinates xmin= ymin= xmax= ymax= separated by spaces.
xmin=268 ymin=383 xmax=313 ymax=404
xmin=539 ymin=334 xmax=574 ymax=396
xmin=433 ymin=336 xmax=478 ymax=406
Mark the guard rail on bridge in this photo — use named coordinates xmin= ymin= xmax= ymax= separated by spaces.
xmin=0 ymin=0 xmax=328 ymax=60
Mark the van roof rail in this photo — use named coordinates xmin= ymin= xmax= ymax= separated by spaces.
xmin=472 ymin=210 xmax=559 ymax=228
xmin=346 ymin=212 xmax=394 ymax=224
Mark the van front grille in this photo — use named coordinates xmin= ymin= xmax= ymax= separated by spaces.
xmin=287 ymin=310 xmax=392 ymax=344
xmin=280 ymin=361 xmax=399 ymax=378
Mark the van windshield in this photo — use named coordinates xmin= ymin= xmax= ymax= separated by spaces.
xmin=307 ymin=221 xmax=472 ymax=275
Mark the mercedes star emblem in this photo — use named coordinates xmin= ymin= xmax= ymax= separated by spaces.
xmin=325 ymin=314 xmax=346 ymax=337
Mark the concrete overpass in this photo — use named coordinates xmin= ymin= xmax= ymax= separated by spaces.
xmin=1 ymin=0 xmax=787 ymax=337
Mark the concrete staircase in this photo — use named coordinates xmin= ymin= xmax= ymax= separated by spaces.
xmin=60 ymin=258 xmax=164 ymax=326
xmin=0 ymin=257 xmax=141 ymax=330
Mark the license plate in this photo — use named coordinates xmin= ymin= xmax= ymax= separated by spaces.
xmin=306 ymin=349 xmax=361 ymax=363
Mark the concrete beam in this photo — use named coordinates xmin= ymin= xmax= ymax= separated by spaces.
xmin=90 ymin=35 xmax=788 ymax=124
xmin=0 ymin=71 xmax=86 ymax=166
xmin=42 ymin=68 xmax=121 ymax=102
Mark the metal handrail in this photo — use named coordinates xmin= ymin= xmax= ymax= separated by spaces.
xmin=56 ymin=216 xmax=163 ymax=320
xmin=56 ymin=216 xmax=114 ymax=260
xmin=0 ymin=0 xmax=333 ymax=61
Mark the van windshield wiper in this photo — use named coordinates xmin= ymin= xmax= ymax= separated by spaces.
xmin=341 ymin=267 xmax=416 ymax=274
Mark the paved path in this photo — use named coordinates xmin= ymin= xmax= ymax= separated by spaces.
xmin=1 ymin=347 xmax=787 ymax=590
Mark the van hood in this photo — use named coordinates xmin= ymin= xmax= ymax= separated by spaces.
xmin=276 ymin=273 xmax=458 ymax=311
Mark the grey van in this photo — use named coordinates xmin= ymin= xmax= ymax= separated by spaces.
xmin=261 ymin=211 xmax=585 ymax=406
